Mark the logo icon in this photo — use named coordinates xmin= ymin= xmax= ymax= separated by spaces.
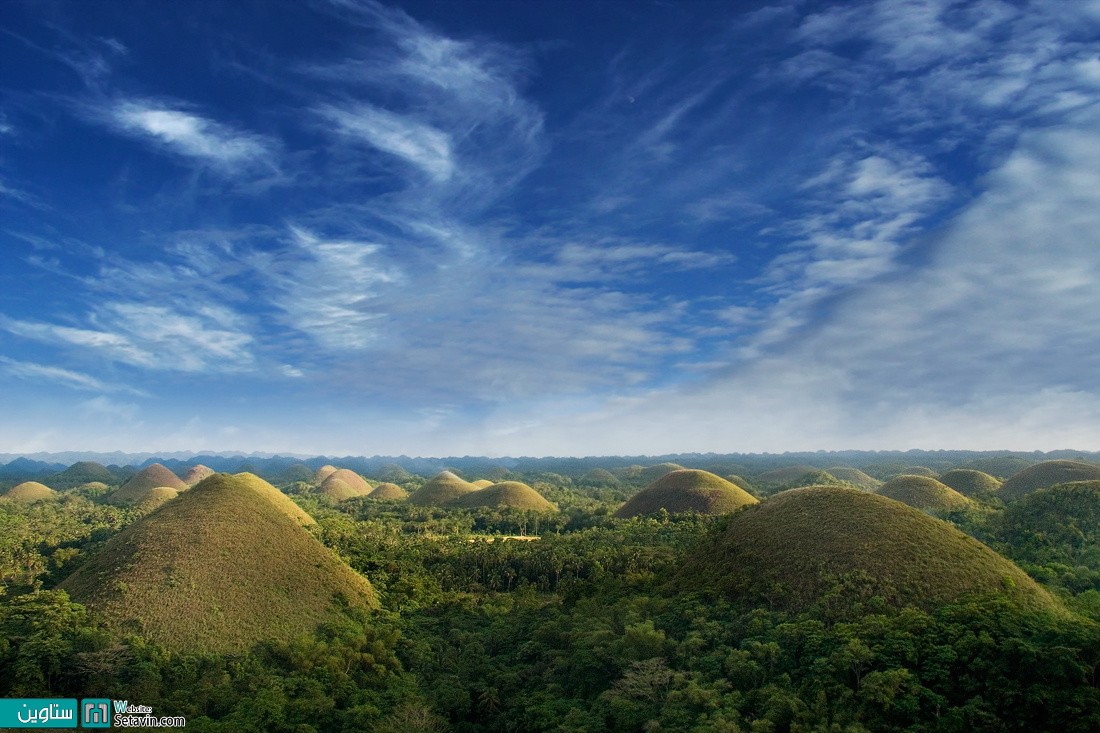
xmin=81 ymin=699 xmax=111 ymax=728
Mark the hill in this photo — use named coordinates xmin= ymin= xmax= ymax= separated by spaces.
xmin=135 ymin=486 xmax=179 ymax=512
xmin=825 ymin=467 xmax=881 ymax=490
xmin=314 ymin=465 xmax=339 ymax=483
xmin=471 ymin=479 xmax=495 ymax=488
xmin=59 ymin=472 xmax=366 ymax=653
xmin=753 ymin=465 xmax=821 ymax=486
xmin=367 ymin=482 xmax=408 ymax=500
xmin=318 ymin=469 xmax=373 ymax=501
xmin=724 ymin=474 xmax=753 ymax=491
xmin=450 ymin=481 xmax=556 ymax=512
xmin=876 ymin=475 xmax=971 ymax=512
xmin=48 ymin=461 xmax=115 ymax=489
xmin=959 ymin=456 xmax=1037 ymax=478
xmin=182 ymin=464 xmax=215 ymax=486
xmin=1 ymin=481 xmax=57 ymax=502
xmin=678 ymin=486 xmax=1060 ymax=615
xmin=638 ymin=463 xmax=686 ymax=483
xmin=583 ymin=468 xmax=620 ymax=485
xmin=996 ymin=481 xmax=1100 ymax=570
xmin=939 ymin=469 xmax=1002 ymax=496
xmin=1000 ymin=460 xmax=1100 ymax=502
xmin=108 ymin=463 xmax=188 ymax=505
xmin=616 ymin=470 xmax=758 ymax=518
xmin=409 ymin=471 xmax=480 ymax=506
xmin=897 ymin=466 xmax=937 ymax=477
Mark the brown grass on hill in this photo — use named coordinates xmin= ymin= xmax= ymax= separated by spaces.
xmin=450 ymin=481 xmax=556 ymax=512
xmin=678 ymin=486 xmax=1061 ymax=616
xmin=724 ymin=474 xmax=753 ymax=491
xmin=314 ymin=469 xmax=372 ymax=501
xmin=939 ymin=469 xmax=1002 ymax=496
xmin=616 ymin=470 xmax=758 ymax=518
xmin=314 ymin=464 xmax=339 ymax=483
xmin=135 ymin=486 xmax=179 ymax=512
xmin=409 ymin=471 xmax=479 ymax=506
xmin=2 ymin=481 xmax=57 ymax=502
xmin=59 ymin=472 xmax=364 ymax=653
xmin=1000 ymin=460 xmax=1100 ymax=501
xmin=182 ymin=464 xmax=215 ymax=486
xmin=108 ymin=463 xmax=188 ymax=504
xmin=367 ymin=482 xmax=409 ymax=500
xmin=876 ymin=475 xmax=971 ymax=512
xmin=471 ymin=479 xmax=495 ymax=489
xmin=825 ymin=467 xmax=881 ymax=489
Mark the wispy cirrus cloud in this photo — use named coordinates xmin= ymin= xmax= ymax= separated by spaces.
xmin=318 ymin=103 xmax=454 ymax=182
xmin=100 ymin=99 xmax=277 ymax=174
xmin=0 ymin=356 xmax=145 ymax=396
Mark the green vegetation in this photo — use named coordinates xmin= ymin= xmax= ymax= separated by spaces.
xmin=134 ymin=486 xmax=178 ymax=512
xmin=2 ymin=482 xmax=57 ymax=503
xmin=60 ymin=473 xmax=374 ymax=653
xmin=826 ymin=466 xmax=881 ymax=489
xmin=752 ymin=464 xmax=821 ymax=487
xmin=637 ymin=462 xmax=686 ymax=483
xmin=876 ymin=475 xmax=972 ymax=512
xmin=1001 ymin=460 xmax=1100 ymax=501
xmin=48 ymin=461 xmax=116 ymax=490
xmin=107 ymin=463 xmax=188 ymax=505
xmin=939 ymin=468 xmax=1002 ymax=496
xmin=408 ymin=471 xmax=479 ymax=506
xmin=680 ymin=487 xmax=1060 ymax=615
xmin=616 ymin=469 xmax=758 ymax=518
xmin=2 ymin=458 xmax=1099 ymax=732
xmin=898 ymin=466 xmax=937 ymax=477
xmin=450 ymin=481 xmax=556 ymax=512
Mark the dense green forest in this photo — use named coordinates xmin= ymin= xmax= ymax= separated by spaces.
xmin=1 ymin=460 xmax=1099 ymax=732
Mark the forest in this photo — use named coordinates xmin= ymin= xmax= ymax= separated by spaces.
xmin=1 ymin=454 xmax=1099 ymax=733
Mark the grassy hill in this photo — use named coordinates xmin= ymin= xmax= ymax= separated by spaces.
xmin=825 ymin=467 xmax=881 ymax=490
xmin=367 ymin=482 xmax=409 ymax=500
xmin=939 ymin=468 xmax=1002 ymax=496
xmin=182 ymin=464 xmax=215 ymax=486
xmin=678 ymin=486 xmax=1061 ymax=615
xmin=876 ymin=475 xmax=971 ymax=512
xmin=314 ymin=465 xmax=339 ymax=483
xmin=450 ymin=481 xmax=556 ymax=512
xmin=1000 ymin=460 xmax=1100 ymax=502
xmin=107 ymin=463 xmax=188 ymax=505
xmin=48 ymin=461 xmax=116 ymax=489
xmin=1 ymin=481 xmax=57 ymax=502
xmin=409 ymin=471 xmax=480 ymax=506
xmin=135 ymin=486 xmax=179 ymax=512
xmin=318 ymin=469 xmax=372 ymax=501
xmin=898 ymin=466 xmax=937 ymax=477
xmin=59 ymin=472 xmax=367 ymax=653
xmin=638 ymin=463 xmax=687 ymax=483
xmin=753 ymin=465 xmax=821 ymax=487
xmin=583 ymin=468 xmax=620 ymax=485
xmin=471 ymin=479 xmax=495 ymax=489
xmin=616 ymin=470 xmax=758 ymax=518
xmin=959 ymin=456 xmax=1037 ymax=479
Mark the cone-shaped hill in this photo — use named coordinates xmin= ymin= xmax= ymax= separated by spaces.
xmin=725 ymin=474 xmax=753 ymax=491
xmin=108 ymin=463 xmax=188 ymax=505
xmin=135 ymin=486 xmax=179 ymax=512
xmin=899 ymin=466 xmax=937 ymax=477
xmin=583 ymin=468 xmax=620 ymax=485
xmin=939 ymin=469 xmax=1002 ymax=496
xmin=182 ymin=464 xmax=215 ymax=486
xmin=367 ymin=482 xmax=408 ymax=500
xmin=825 ymin=467 xmax=881 ymax=490
xmin=314 ymin=464 xmax=339 ymax=483
xmin=876 ymin=475 xmax=971 ymax=512
xmin=450 ymin=481 xmax=556 ymax=512
xmin=639 ymin=463 xmax=686 ymax=483
xmin=471 ymin=479 xmax=495 ymax=489
xmin=616 ymin=470 xmax=758 ymax=518
xmin=49 ymin=461 xmax=115 ymax=489
xmin=2 ymin=481 xmax=57 ymax=502
xmin=997 ymin=481 xmax=1100 ymax=565
xmin=59 ymin=472 xmax=368 ymax=653
xmin=317 ymin=469 xmax=372 ymax=501
xmin=409 ymin=471 xmax=479 ymax=506
xmin=1000 ymin=460 xmax=1100 ymax=502
xmin=678 ymin=487 xmax=1060 ymax=615
xmin=753 ymin=465 xmax=822 ymax=486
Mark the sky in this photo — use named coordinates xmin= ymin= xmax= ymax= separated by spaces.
xmin=2 ymin=0 xmax=1100 ymax=457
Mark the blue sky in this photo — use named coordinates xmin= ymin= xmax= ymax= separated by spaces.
xmin=2 ymin=0 xmax=1100 ymax=456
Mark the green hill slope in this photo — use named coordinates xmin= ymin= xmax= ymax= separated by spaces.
xmin=367 ymin=482 xmax=409 ymax=500
xmin=825 ymin=467 xmax=881 ymax=490
xmin=450 ymin=481 xmax=556 ymax=511
xmin=876 ymin=475 xmax=971 ymax=512
xmin=1 ymin=481 xmax=57 ymax=502
xmin=59 ymin=472 xmax=369 ymax=653
xmin=616 ymin=470 xmax=758 ymax=518
xmin=678 ymin=486 xmax=1060 ymax=615
xmin=409 ymin=471 xmax=479 ymax=506
xmin=108 ymin=463 xmax=188 ymax=504
xmin=939 ymin=468 xmax=1002 ymax=496
xmin=49 ymin=461 xmax=115 ymax=490
xmin=1000 ymin=460 xmax=1100 ymax=502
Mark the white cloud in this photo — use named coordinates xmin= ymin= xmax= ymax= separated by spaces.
xmin=105 ymin=100 xmax=276 ymax=172
xmin=0 ymin=356 xmax=143 ymax=395
xmin=318 ymin=103 xmax=454 ymax=181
